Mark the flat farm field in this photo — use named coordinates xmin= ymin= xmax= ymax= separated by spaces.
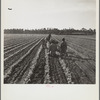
xmin=4 ymin=34 xmax=96 ymax=84
xmin=53 ymin=35 xmax=95 ymax=59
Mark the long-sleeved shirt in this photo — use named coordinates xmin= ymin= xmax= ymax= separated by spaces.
xmin=60 ymin=41 xmax=67 ymax=53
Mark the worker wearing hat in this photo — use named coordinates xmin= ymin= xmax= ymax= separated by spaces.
xmin=60 ymin=38 xmax=67 ymax=58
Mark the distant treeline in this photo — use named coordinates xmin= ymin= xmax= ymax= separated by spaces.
xmin=4 ymin=28 xmax=96 ymax=35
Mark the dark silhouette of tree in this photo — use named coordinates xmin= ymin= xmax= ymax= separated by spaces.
xmin=4 ymin=28 xmax=96 ymax=35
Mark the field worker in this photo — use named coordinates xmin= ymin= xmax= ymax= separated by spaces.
xmin=49 ymin=40 xmax=59 ymax=58
xmin=46 ymin=33 xmax=51 ymax=42
xmin=46 ymin=34 xmax=51 ymax=50
xmin=60 ymin=38 xmax=67 ymax=58
xmin=42 ymin=38 xmax=46 ymax=49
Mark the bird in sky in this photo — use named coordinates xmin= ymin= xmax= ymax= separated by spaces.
xmin=8 ymin=8 xmax=12 ymax=10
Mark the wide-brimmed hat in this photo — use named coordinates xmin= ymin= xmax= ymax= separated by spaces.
xmin=62 ymin=38 xmax=65 ymax=41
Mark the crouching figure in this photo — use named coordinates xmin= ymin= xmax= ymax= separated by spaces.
xmin=49 ymin=39 xmax=60 ymax=58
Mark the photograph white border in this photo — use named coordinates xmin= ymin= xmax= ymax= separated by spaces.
xmin=1 ymin=0 xmax=99 ymax=100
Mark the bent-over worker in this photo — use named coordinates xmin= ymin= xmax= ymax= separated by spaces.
xmin=49 ymin=40 xmax=59 ymax=58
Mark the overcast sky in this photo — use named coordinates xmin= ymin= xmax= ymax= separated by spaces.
xmin=3 ymin=0 xmax=96 ymax=29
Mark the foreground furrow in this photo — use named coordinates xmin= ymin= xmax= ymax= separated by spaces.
xmin=49 ymin=57 xmax=67 ymax=84
xmin=55 ymin=58 xmax=68 ymax=83
xmin=23 ymin=45 xmax=43 ymax=84
xmin=75 ymin=61 xmax=95 ymax=83
xmin=67 ymin=48 xmax=95 ymax=83
xmin=70 ymin=62 xmax=92 ymax=84
xmin=44 ymin=47 xmax=51 ymax=84
xmin=26 ymin=46 xmax=46 ymax=84
xmin=59 ymin=58 xmax=73 ymax=84
xmin=4 ymin=38 xmax=43 ymax=83
xmin=15 ymin=45 xmax=43 ymax=84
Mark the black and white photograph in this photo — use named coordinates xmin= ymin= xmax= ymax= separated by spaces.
xmin=3 ymin=0 xmax=96 ymax=84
